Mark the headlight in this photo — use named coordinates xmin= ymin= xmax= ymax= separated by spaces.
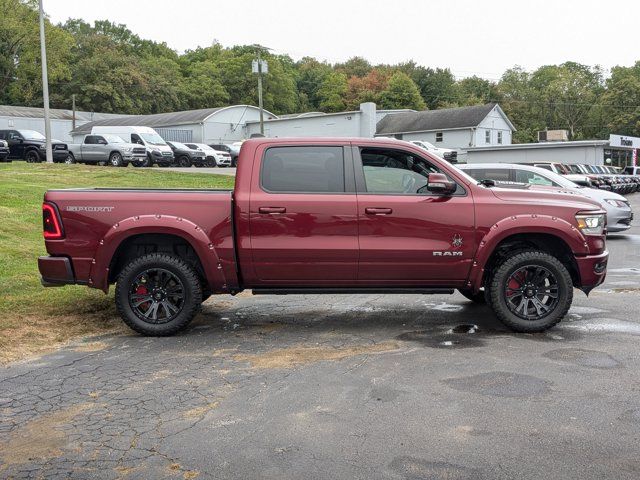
xmin=604 ymin=199 xmax=628 ymax=208
xmin=123 ymin=147 xmax=132 ymax=152
xmin=39 ymin=144 xmax=46 ymax=149
xmin=575 ymin=213 xmax=605 ymax=235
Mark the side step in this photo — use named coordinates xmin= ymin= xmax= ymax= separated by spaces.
xmin=251 ymin=288 xmax=455 ymax=295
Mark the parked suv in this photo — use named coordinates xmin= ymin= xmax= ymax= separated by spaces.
xmin=0 ymin=129 xmax=69 ymax=163
xmin=411 ymin=140 xmax=458 ymax=163
xmin=166 ymin=141 xmax=207 ymax=167
xmin=0 ymin=139 xmax=9 ymax=162
xmin=209 ymin=143 xmax=239 ymax=166
xmin=184 ymin=143 xmax=221 ymax=167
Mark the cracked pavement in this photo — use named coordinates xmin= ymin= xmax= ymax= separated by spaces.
xmin=2 ymin=201 xmax=640 ymax=479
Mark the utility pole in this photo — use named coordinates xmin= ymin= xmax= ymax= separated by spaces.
xmin=252 ymin=45 xmax=270 ymax=136
xmin=257 ymin=50 xmax=264 ymax=135
xmin=71 ymin=94 xmax=76 ymax=131
xmin=38 ymin=0 xmax=53 ymax=163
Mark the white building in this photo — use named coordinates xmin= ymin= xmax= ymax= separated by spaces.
xmin=245 ymin=103 xmax=413 ymax=139
xmin=70 ymin=105 xmax=276 ymax=144
xmin=0 ymin=105 xmax=128 ymax=143
xmin=375 ymin=103 xmax=515 ymax=150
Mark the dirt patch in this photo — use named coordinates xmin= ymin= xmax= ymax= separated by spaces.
xmin=233 ymin=341 xmax=402 ymax=369
xmin=183 ymin=402 xmax=219 ymax=419
xmin=0 ymin=402 xmax=96 ymax=465
xmin=0 ymin=312 xmax=125 ymax=365
xmin=72 ymin=341 xmax=109 ymax=352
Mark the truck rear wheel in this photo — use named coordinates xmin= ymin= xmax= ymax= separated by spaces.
xmin=115 ymin=253 xmax=202 ymax=336
xmin=65 ymin=153 xmax=76 ymax=164
xmin=488 ymin=250 xmax=572 ymax=333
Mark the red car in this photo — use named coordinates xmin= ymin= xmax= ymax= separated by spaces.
xmin=39 ymin=137 xmax=608 ymax=335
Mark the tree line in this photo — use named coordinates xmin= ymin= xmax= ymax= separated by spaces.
xmin=2 ymin=0 xmax=639 ymax=142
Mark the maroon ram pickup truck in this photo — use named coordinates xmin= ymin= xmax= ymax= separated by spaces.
xmin=39 ymin=137 xmax=609 ymax=335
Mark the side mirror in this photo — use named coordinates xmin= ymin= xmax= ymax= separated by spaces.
xmin=426 ymin=172 xmax=456 ymax=195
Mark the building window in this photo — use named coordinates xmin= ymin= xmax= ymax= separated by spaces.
xmin=485 ymin=130 xmax=491 ymax=144
xmin=497 ymin=131 xmax=503 ymax=144
xmin=435 ymin=132 xmax=443 ymax=142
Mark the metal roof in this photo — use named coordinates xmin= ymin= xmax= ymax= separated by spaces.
xmin=69 ymin=107 xmax=231 ymax=135
xmin=376 ymin=103 xmax=513 ymax=134
xmin=463 ymin=140 xmax=610 ymax=152
xmin=0 ymin=105 xmax=128 ymax=122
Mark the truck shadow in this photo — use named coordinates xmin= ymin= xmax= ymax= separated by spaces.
xmin=192 ymin=296 xmax=581 ymax=350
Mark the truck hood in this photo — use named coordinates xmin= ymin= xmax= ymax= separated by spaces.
xmin=490 ymin=186 xmax=602 ymax=211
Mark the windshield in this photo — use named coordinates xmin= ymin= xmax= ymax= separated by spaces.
xmin=170 ymin=141 xmax=188 ymax=150
xmin=103 ymin=135 xmax=126 ymax=143
xmin=140 ymin=133 xmax=167 ymax=146
xmin=18 ymin=130 xmax=45 ymax=140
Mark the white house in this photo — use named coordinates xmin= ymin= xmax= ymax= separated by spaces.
xmin=375 ymin=103 xmax=516 ymax=150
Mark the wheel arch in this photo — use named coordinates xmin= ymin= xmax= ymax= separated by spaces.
xmin=89 ymin=215 xmax=227 ymax=293
xmin=467 ymin=216 xmax=586 ymax=292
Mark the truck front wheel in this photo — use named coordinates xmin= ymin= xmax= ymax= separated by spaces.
xmin=25 ymin=150 xmax=41 ymax=163
xmin=488 ymin=250 xmax=572 ymax=333
xmin=115 ymin=253 xmax=202 ymax=336
xmin=109 ymin=152 xmax=124 ymax=167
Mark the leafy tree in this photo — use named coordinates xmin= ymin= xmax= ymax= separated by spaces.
xmin=334 ymin=56 xmax=372 ymax=78
xmin=345 ymin=69 xmax=391 ymax=109
xmin=296 ymin=57 xmax=333 ymax=110
xmin=457 ymin=76 xmax=499 ymax=105
xmin=317 ymin=72 xmax=348 ymax=112
xmin=603 ymin=62 xmax=640 ymax=136
xmin=0 ymin=0 xmax=73 ymax=106
xmin=378 ymin=72 xmax=426 ymax=110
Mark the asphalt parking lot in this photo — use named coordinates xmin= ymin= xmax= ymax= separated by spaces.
xmin=2 ymin=195 xmax=640 ymax=479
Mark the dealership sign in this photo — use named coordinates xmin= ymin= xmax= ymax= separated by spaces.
xmin=609 ymin=134 xmax=640 ymax=149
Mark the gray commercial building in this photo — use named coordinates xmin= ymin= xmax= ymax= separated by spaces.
xmin=464 ymin=134 xmax=640 ymax=168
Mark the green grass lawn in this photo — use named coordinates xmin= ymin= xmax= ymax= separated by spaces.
xmin=0 ymin=162 xmax=234 ymax=362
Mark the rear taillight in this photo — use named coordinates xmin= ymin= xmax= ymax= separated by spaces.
xmin=43 ymin=202 xmax=64 ymax=239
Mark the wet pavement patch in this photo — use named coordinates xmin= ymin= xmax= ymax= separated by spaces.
xmin=442 ymin=371 xmax=552 ymax=398
xmin=388 ymin=456 xmax=482 ymax=480
xmin=397 ymin=324 xmax=485 ymax=349
xmin=559 ymin=318 xmax=640 ymax=335
xmin=543 ymin=348 xmax=621 ymax=369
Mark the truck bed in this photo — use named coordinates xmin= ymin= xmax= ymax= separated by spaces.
xmin=43 ymin=188 xmax=237 ymax=290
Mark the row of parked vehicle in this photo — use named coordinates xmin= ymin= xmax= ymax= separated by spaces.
xmin=526 ymin=161 xmax=640 ymax=195
xmin=0 ymin=127 xmax=241 ymax=168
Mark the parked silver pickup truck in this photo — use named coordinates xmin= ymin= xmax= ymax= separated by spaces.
xmin=67 ymin=134 xmax=147 ymax=167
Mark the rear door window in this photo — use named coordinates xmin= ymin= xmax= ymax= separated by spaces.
xmin=261 ymin=146 xmax=345 ymax=193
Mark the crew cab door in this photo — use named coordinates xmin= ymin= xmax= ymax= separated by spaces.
xmin=248 ymin=144 xmax=358 ymax=283
xmin=353 ymin=145 xmax=475 ymax=284
xmin=82 ymin=135 xmax=101 ymax=162
xmin=7 ymin=131 xmax=25 ymax=158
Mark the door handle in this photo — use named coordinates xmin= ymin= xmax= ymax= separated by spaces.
xmin=259 ymin=207 xmax=286 ymax=214
xmin=365 ymin=207 xmax=393 ymax=215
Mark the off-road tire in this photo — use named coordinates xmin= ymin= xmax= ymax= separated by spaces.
xmin=488 ymin=250 xmax=572 ymax=333
xmin=115 ymin=253 xmax=202 ymax=336
xmin=458 ymin=288 xmax=487 ymax=304
xmin=25 ymin=150 xmax=41 ymax=163
xmin=133 ymin=155 xmax=152 ymax=168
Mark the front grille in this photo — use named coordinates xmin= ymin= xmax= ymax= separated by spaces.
xmin=53 ymin=144 xmax=67 ymax=150
xmin=444 ymin=151 xmax=458 ymax=161
xmin=133 ymin=148 xmax=146 ymax=155
xmin=162 ymin=151 xmax=172 ymax=156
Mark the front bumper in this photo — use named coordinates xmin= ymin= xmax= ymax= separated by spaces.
xmin=41 ymin=149 xmax=70 ymax=161
xmin=124 ymin=154 xmax=147 ymax=163
xmin=575 ymin=250 xmax=608 ymax=294
xmin=38 ymin=256 xmax=76 ymax=287
xmin=606 ymin=209 xmax=633 ymax=232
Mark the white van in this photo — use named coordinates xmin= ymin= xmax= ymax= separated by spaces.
xmin=91 ymin=126 xmax=174 ymax=167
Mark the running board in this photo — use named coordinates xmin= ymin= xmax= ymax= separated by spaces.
xmin=251 ymin=288 xmax=455 ymax=295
